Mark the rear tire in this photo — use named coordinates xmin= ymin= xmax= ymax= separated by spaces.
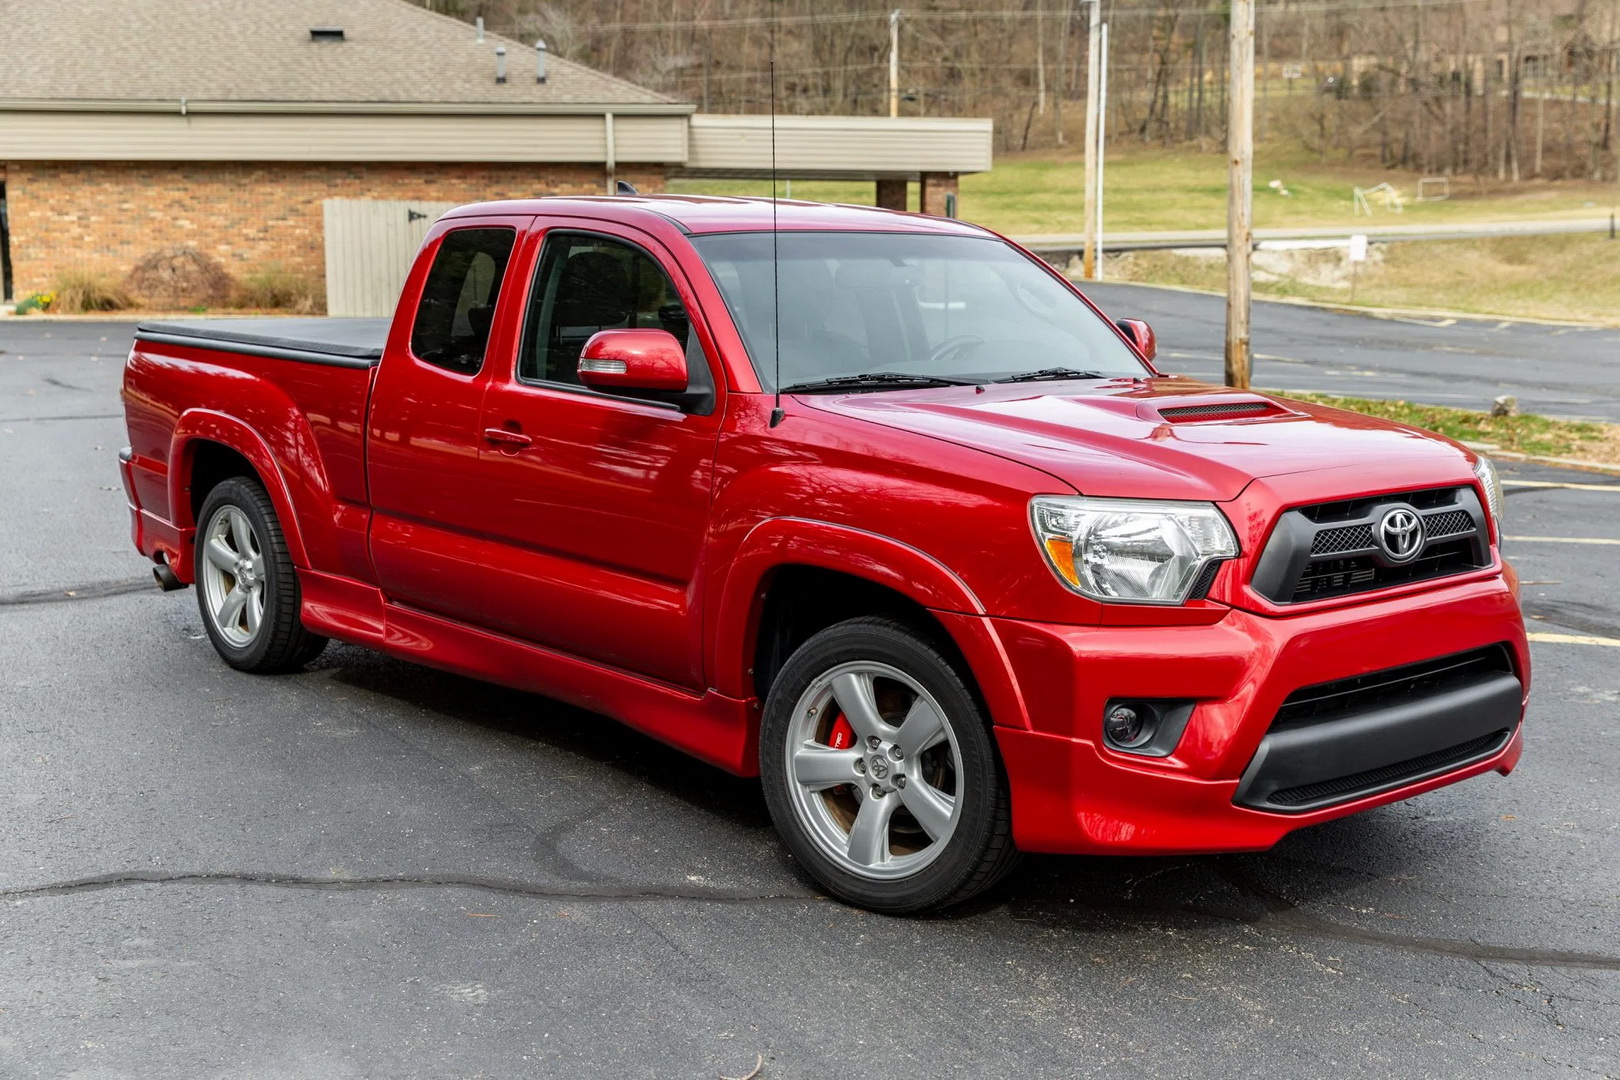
xmin=194 ymin=477 xmax=327 ymax=673
xmin=759 ymin=616 xmax=1019 ymax=914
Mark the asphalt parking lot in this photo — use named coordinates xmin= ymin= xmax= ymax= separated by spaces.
xmin=1 ymin=318 xmax=1617 ymax=1078
xmin=1084 ymin=280 xmax=1620 ymax=423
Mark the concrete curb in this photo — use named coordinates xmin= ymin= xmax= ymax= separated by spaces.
xmin=0 ymin=311 xmax=299 ymax=322
xmin=1483 ymin=449 xmax=1620 ymax=477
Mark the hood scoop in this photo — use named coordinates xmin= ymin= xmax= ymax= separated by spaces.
xmin=1154 ymin=398 xmax=1291 ymax=423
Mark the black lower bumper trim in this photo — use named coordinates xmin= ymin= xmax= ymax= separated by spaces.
xmin=1235 ymin=671 xmax=1523 ymax=814
xmin=1266 ymin=729 xmax=1511 ymax=808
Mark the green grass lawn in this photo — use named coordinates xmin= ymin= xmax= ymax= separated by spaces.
xmin=668 ymin=144 xmax=1618 ymax=238
xmin=1111 ymin=233 xmax=1620 ymax=324
xmin=1271 ymin=391 xmax=1620 ymax=465
xmin=668 ymin=143 xmax=1620 ymax=322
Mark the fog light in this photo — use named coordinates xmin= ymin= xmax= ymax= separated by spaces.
xmin=1105 ymin=704 xmax=1151 ymax=748
xmin=1101 ymin=699 xmax=1199 ymax=756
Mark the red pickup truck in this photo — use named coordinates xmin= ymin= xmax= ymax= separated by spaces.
xmin=120 ymin=197 xmax=1528 ymax=913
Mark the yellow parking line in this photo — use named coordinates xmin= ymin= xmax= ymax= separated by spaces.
xmin=1527 ymin=632 xmax=1620 ymax=648
xmin=1503 ymin=480 xmax=1620 ymax=493
xmin=1506 ymin=535 xmax=1620 ymax=545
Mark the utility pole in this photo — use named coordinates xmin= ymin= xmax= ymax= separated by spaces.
xmin=1055 ymin=0 xmax=1072 ymax=144
xmin=1036 ymin=0 xmax=1047 ymax=116
xmin=1081 ymin=0 xmax=1102 ymax=280
xmin=1095 ymin=19 xmax=1108 ymax=281
xmin=1225 ymin=0 xmax=1255 ymax=390
xmin=889 ymin=10 xmax=902 ymax=118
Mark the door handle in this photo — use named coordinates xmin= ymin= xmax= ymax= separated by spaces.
xmin=483 ymin=426 xmax=534 ymax=448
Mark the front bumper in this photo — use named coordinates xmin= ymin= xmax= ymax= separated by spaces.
xmin=988 ymin=573 xmax=1529 ymax=855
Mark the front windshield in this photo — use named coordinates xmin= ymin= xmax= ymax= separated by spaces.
xmin=690 ymin=230 xmax=1149 ymax=390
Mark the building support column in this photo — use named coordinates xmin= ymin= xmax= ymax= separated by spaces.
xmin=920 ymin=172 xmax=958 ymax=217
xmin=875 ymin=178 xmax=909 ymax=211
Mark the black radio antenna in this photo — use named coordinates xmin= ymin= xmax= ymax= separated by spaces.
xmin=767 ymin=25 xmax=785 ymax=428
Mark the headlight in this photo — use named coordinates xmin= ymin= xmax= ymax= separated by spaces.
xmin=1031 ymin=496 xmax=1239 ymax=604
xmin=1472 ymin=456 xmax=1503 ymax=537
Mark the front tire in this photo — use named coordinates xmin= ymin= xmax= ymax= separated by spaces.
xmin=194 ymin=477 xmax=327 ymax=673
xmin=759 ymin=617 xmax=1019 ymax=914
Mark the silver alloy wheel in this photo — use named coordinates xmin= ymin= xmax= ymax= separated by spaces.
xmin=784 ymin=661 xmax=963 ymax=881
xmin=199 ymin=504 xmax=266 ymax=648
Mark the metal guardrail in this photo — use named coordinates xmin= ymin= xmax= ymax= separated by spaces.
xmin=1016 ymin=217 xmax=1618 ymax=258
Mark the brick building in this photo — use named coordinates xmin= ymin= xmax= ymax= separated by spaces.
xmin=0 ymin=0 xmax=992 ymax=305
xmin=0 ymin=0 xmax=691 ymax=302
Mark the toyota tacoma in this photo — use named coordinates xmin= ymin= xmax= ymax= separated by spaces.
xmin=119 ymin=196 xmax=1528 ymax=913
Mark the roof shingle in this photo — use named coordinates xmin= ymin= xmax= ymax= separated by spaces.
xmin=0 ymin=0 xmax=678 ymax=108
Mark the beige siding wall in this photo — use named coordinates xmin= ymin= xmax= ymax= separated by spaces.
xmin=0 ymin=111 xmax=689 ymax=164
xmin=685 ymin=115 xmax=994 ymax=177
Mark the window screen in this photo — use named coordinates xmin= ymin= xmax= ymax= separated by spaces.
xmin=410 ymin=227 xmax=516 ymax=375
xmin=519 ymin=233 xmax=694 ymax=386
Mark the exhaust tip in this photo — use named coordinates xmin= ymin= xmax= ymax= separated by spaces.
xmin=153 ymin=561 xmax=186 ymax=592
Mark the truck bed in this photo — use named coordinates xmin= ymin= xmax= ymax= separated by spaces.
xmin=135 ymin=318 xmax=390 ymax=368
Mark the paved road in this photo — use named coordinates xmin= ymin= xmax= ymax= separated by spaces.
xmin=2 ymin=320 xmax=1618 ymax=1078
xmin=1018 ymin=216 xmax=1618 ymax=252
xmin=1082 ymin=281 xmax=1620 ymax=424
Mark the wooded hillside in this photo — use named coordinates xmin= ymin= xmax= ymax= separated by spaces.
xmin=413 ymin=1 xmax=1620 ymax=180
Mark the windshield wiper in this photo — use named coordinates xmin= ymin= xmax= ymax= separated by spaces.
xmin=779 ymin=371 xmax=981 ymax=393
xmin=993 ymin=367 xmax=1116 ymax=383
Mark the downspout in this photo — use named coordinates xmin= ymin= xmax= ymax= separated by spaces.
xmin=604 ymin=111 xmax=616 ymax=194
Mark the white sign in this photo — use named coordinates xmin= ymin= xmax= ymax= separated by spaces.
xmin=1348 ymin=234 xmax=1369 ymax=263
xmin=1283 ymin=63 xmax=1303 ymax=80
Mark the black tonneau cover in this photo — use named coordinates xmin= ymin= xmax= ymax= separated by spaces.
xmin=135 ymin=318 xmax=391 ymax=369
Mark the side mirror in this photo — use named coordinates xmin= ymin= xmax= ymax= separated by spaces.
xmin=578 ymin=329 xmax=688 ymax=392
xmin=1115 ymin=318 xmax=1157 ymax=362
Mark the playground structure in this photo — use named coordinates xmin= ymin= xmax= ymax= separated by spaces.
xmin=1416 ymin=176 xmax=1451 ymax=202
xmin=1352 ymin=182 xmax=1404 ymax=215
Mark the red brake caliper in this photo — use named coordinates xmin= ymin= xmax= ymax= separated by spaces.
xmin=828 ymin=714 xmax=856 ymax=750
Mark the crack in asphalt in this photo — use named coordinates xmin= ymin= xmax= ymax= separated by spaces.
xmin=1522 ymin=598 xmax=1620 ymax=641
xmin=1248 ymin=904 xmax=1620 ymax=972
xmin=0 ymin=871 xmax=821 ymax=906
xmin=0 ymin=412 xmax=126 ymax=423
xmin=0 ymin=578 xmax=154 ymax=607
xmin=10 ymin=867 xmax=1620 ymax=972
xmin=1209 ymin=864 xmax=1620 ymax=973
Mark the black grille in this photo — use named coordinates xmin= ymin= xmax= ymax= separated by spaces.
xmin=1266 ymin=729 xmax=1511 ymax=807
xmin=1311 ymin=523 xmax=1375 ymax=556
xmin=1272 ymin=645 xmax=1514 ymax=730
xmin=1290 ymin=538 xmax=1479 ymax=602
xmin=1425 ymin=509 xmax=1473 ymax=539
xmin=1298 ymin=485 xmax=1457 ymax=522
xmin=1252 ymin=485 xmax=1491 ymax=605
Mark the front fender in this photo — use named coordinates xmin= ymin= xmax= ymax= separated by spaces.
xmin=709 ymin=517 xmax=1034 ymax=731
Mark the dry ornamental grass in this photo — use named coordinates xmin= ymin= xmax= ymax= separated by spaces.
xmin=50 ymin=270 xmax=132 ymax=314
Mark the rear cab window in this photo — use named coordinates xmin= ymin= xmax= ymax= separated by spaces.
xmin=410 ymin=227 xmax=517 ymax=375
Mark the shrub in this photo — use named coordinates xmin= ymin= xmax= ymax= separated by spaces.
xmin=14 ymin=290 xmax=56 ymax=315
xmin=232 ymin=264 xmax=325 ymax=314
xmin=52 ymin=271 xmax=132 ymax=313
xmin=126 ymin=247 xmax=233 ymax=310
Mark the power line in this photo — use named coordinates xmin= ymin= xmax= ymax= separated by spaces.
xmin=577 ymin=0 xmax=1496 ymax=34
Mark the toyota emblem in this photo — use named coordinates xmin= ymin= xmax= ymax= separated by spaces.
xmin=1378 ymin=507 xmax=1424 ymax=563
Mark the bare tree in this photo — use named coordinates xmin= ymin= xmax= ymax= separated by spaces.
xmin=400 ymin=0 xmax=1617 ymax=173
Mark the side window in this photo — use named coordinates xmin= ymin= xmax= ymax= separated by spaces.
xmin=410 ymin=227 xmax=516 ymax=375
xmin=519 ymin=233 xmax=695 ymax=386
